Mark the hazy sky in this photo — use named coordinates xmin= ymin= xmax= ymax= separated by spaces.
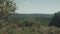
xmin=14 ymin=0 xmax=60 ymax=14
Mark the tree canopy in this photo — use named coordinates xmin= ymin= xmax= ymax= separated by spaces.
xmin=0 ymin=0 xmax=16 ymax=19
xmin=49 ymin=11 xmax=60 ymax=27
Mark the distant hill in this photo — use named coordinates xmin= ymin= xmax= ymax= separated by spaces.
xmin=8 ymin=13 xmax=54 ymax=19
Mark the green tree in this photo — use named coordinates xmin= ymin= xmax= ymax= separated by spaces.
xmin=0 ymin=0 xmax=16 ymax=19
xmin=49 ymin=11 xmax=60 ymax=27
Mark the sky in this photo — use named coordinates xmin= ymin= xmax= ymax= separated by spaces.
xmin=14 ymin=0 xmax=60 ymax=14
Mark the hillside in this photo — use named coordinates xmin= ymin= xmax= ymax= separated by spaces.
xmin=8 ymin=13 xmax=54 ymax=19
xmin=0 ymin=13 xmax=56 ymax=34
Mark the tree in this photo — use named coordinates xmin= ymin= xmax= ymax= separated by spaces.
xmin=0 ymin=0 xmax=16 ymax=19
xmin=49 ymin=11 xmax=60 ymax=27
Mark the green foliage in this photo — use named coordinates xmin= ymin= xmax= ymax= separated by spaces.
xmin=0 ymin=0 xmax=16 ymax=19
xmin=49 ymin=11 xmax=60 ymax=27
xmin=1 ymin=14 xmax=60 ymax=34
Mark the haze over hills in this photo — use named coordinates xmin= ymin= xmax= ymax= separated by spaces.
xmin=8 ymin=13 xmax=54 ymax=19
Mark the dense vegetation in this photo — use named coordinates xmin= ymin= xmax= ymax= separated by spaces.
xmin=0 ymin=13 xmax=60 ymax=34
xmin=49 ymin=12 xmax=60 ymax=27
xmin=0 ymin=0 xmax=60 ymax=34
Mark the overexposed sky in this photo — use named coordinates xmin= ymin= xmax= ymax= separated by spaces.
xmin=15 ymin=0 xmax=60 ymax=14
